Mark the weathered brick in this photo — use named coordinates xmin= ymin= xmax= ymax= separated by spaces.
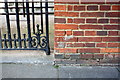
xmin=87 ymin=5 xmax=98 ymax=11
xmin=97 ymin=31 xmax=107 ymax=36
xmin=98 ymin=19 xmax=109 ymax=23
xmin=100 ymin=5 xmax=111 ymax=11
xmin=80 ymin=54 xmax=94 ymax=59
xmin=70 ymin=54 xmax=80 ymax=59
xmin=94 ymin=54 xmax=104 ymax=59
xmin=66 ymin=43 xmax=74 ymax=47
xmin=54 ymin=42 xmax=66 ymax=48
xmin=74 ymin=18 xmax=85 ymax=23
xmin=102 ymin=37 xmax=119 ymax=42
xmin=55 ymin=5 xmax=66 ymax=10
xmin=108 ymin=31 xmax=119 ymax=36
xmin=96 ymin=43 xmax=107 ymax=47
xmin=106 ymin=12 xmax=120 ymax=17
xmin=64 ymin=37 xmax=78 ymax=42
xmin=74 ymin=5 xmax=85 ymax=11
xmin=55 ymin=54 xmax=64 ymax=59
xmin=55 ymin=37 xmax=64 ymax=42
xmin=78 ymin=37 xmax=102 ymax=42
xmin=112 ymin=5 xmax=120 ymax=10
xmin=101 ymin=48 xmax=119 ymax=53
xmin=85 ymin=31 xmax=96 ymax=36
xmin=55 ymin=18 xmax=66 ymax=23
xmin=85 ymin=43 xmax=95 ymax=47
xmin=80 ymin=12 xmax=104 ymax=17
xmin=80 ymin=25 xmax=103 ymax=29
xmin=73 ymin=31 xmax=84 ymax=36
xmin=106 ymin=0 xmax=120 ymax=4
xmin=86 ymin=19 xmax=97 ymax=23
xmin=55 ymin=12 xmax=79 ymax=17
xmin=108 ymin=43 xmax=120 ymax=47
xmin=55 ymin=24 xmax=78 ymax=30
xmin=74 ymin=43 xmax=85 ymax=47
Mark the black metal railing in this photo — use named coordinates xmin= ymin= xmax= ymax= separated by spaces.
xmin=0 ymin=0 xmax=54 ymax=55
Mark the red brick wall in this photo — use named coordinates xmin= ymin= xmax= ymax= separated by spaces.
xmin=54 ymin=0 xmax=120 ymax=63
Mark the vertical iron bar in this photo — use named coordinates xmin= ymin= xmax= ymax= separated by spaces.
xmin=3 ymin=34 xmax=8 ymax=48
xmin=13 ymin=34 xmax=17 ymax=48
xmin=0 ymin=28 xmax=2 ymax=48
xmin=40 ymin=1 xmax=43 ymax=34
xmin=23 ymin=34 xmax=27 ymax=48
xmin=45 ymin=0 xmax=50 ymax=55
xmin=5 ymin=1 xmax=12 ymax=48
xmin=32 ymin=0 xmax=35 ymax=34
xmin=15 ymin=1 xmax=22 ymax=48
xmin=23 ymin=0 xmax=25 ymax=17
xmin=26 ymin=1 xmax=32 ymax=48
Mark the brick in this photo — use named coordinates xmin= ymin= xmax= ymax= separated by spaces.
xmin=97 ymin=31 xmax=107 ymax=36
xmin=73 ymin=31 xmax=84 ymax=36
xmin=115 ymin=54 xmax=120 ymax=59
xmin=74 ymin=43 xmax=85 ymax=47
xmin=74 ymin=18 xmax=85 ymax=24
xmin=78 ymin=48 xmax=100 ymax=53
xmin=55 ymin=24 xmax=78 ymax=30
xmin=85 ymin=31 xmax=96 ymax=36
xmin=106 ymin=12 xmax=120 ymax=17
xmin=108 ymin=31 xmax=119 ymax=36
xmin=86 ymin=19 xmax=97 ymax=23
xmin=54 ymin=5 xmax=66 ymax=10
xmin=66 ymin=31 xmax=72 ymax=35
xmin=112 ymin=5 xmax=120 ymax=10
xmin=61 ymin=60 xmax=76 ymax=64
xmin=68 ymin=5 xmax=73 ymax=11
xmin=102 ymin=37 xmax=120 ymax=42
xmin=104 ymin=25 xmax=120 ymax=30
xmin=110 ymin=19 xmax=120 ymax=24
xmin=108 ymin=43 xmax=120 ymax=47
xmin=101 ymin=48 xmax=119 ymax=53
xmin=67 ymin=18 xmax=73 ymax=23
xmin=80 ymin=12 xmax=104 ymax=17
xmin=55 ymin=18 xmax=66 ymax=23
xmin=87 ymin=5 xmax=98 ymax=11
xmin=98 ymin=19 xmax=109 ymax=23
xmin=74 ymin=5 xmax=85 ymax=11
xmin=94 ymin=54 xmax=104 ymax=59
xmin=80 ymin=0 xmax=105 ymax=4
xmin=106 ymin=0 xmax=120 ymax=4
xmin=78 ymin=37 xmax=102 ymax=42
xmin=55 ymin=12 xmax=79 ymax=17
xmin=56 ymin=48 xmax=77 ymax=53
xmin=80 ymin=25 xmax=103 ymax=29
xmin=100 ymin=5 xmax=111 ymax=11
xmin=55 ymin=0 xmax=79 ymax=4
xmin=85 ymin=43 xmax=95 ymax=47
xmin=55 ymin=31 xmax=65 ymax=36
xmin=96 ymin=43 xmax=107 ymax=47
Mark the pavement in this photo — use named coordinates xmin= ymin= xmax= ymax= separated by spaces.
xmin=0 ymin=50 xmax=120 ymax=79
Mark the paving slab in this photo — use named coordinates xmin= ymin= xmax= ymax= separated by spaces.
xmin=2 ymin=64 xmax=58 ymax=78
xmin=58 ymin=66 xmax=119 ymax=78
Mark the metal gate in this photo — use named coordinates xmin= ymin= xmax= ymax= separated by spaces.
xmin=0 ymin=0 xmax=54 ymax=55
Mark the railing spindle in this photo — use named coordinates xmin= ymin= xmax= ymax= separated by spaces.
xmin=3 ymin=34 xmax=8 ymax=48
